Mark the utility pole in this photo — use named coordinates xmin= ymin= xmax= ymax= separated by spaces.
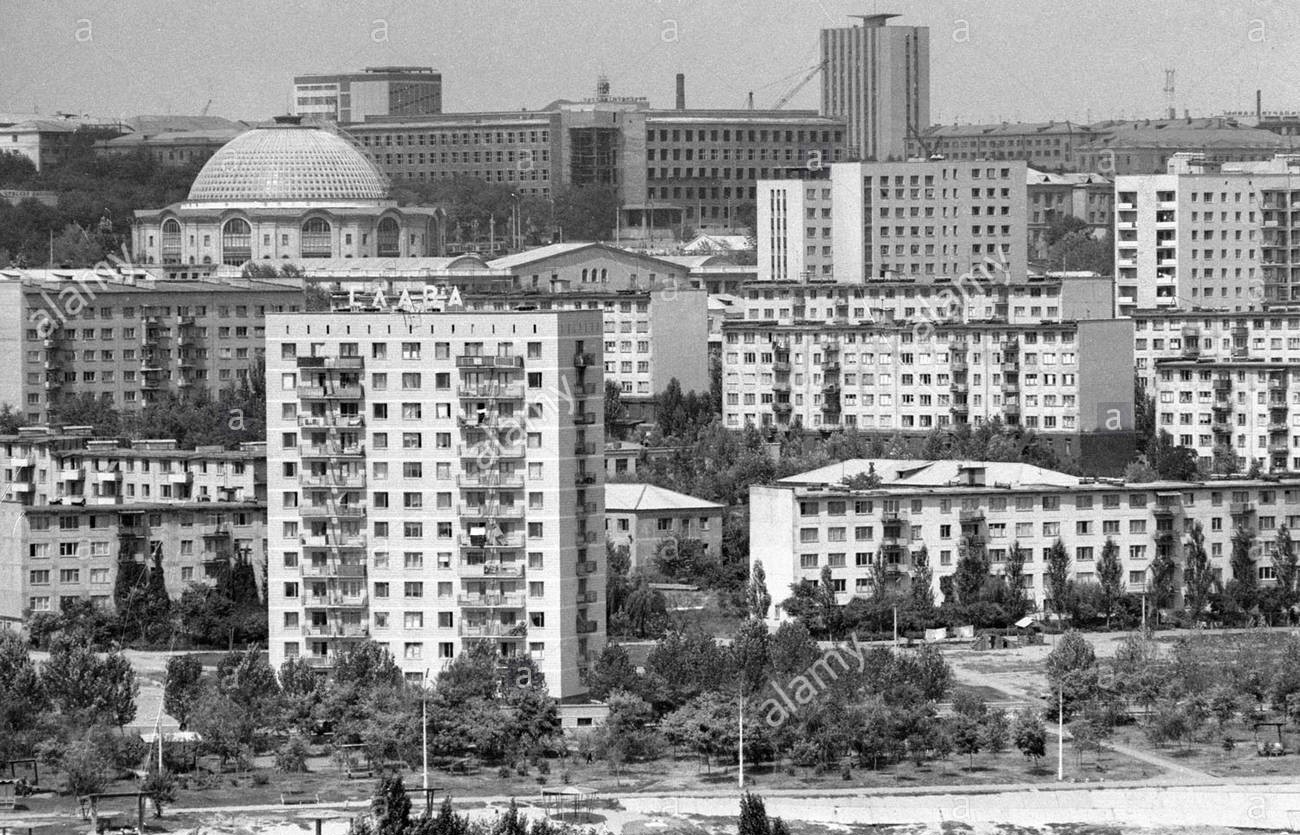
xmin=893 ymin=605 xmax=898 ymax=649
xmin=422 ymin=668 xmax=430 ymax=810
xmin=1057 ymin=687 xmax=1064 ymax=781
xmin=737 ymin=692 xmax=745 ymax=788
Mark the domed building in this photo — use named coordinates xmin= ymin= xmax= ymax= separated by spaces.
xmin=132 ymin=116 xmax=442 ymax=270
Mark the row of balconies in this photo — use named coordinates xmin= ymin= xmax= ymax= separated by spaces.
xmin=299 ymin=442 xmax=365 ymax=459
xmin=300 ymin=503 xmax=367 ymax=519
xmin=457 ymin=503 xmax=526 ymax=519
xmin=457 ymin=592 xmax=526 ymax=608
xmin=296 ymin=356 xmax=365 ymax=371
xmin=298 ymin=414 xmax=365 ymax=429
xmin=455 ymin=355 xmax=525 ymax=370
xmin=457 ymin=383 xmax=525 ymax=400
xmin=298 ymin=384 xmax=363 ymax=400
xmin=300 ymin=472 xmax=366 ymax=489
xmin=458 ymin=560 xmax=526 ymax=578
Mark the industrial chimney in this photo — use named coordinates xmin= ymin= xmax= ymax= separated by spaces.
xmin=596 ymin=75 xmax=610 ymax=102
xmin=675 ymin=73 xmax=686 ymax=110
xmin=1257 ymin=89 xmax=1263 ymax=120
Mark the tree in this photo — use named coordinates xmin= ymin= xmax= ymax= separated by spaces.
xmin=1182 ymin=521 xmax=1215 ymax=623
xmin=953 ymin=538 xmax=990 ymax=607
xmin=582 ymin=643 xmax=642 ymax=701
xmin=910 ymin=545 xmax=935 ymax=619
xmin=189 ymin=688 xmax=255 ymax=768
xmin=164 ymin=654 xmax=205 ymax=731
xmin=550 ymin=183 xmax=619 ymax=241
xmin=604 ymin=380 xmax=628 ymax=437
xmin=0 ymin=632 xmax=47 ymax=761
xmin=1146 ymin=430 xmax=1200 ymax=481
xmin=731 ymin=619 xmax=771 ymax=696
xmin=40 ymin=636 xmax=137 ymax=728
xmin=1275 ymin=525 xmax=1300 ymax=620
xmin=1045 ymin=632 xmax=1100 ymax=719
xmin=739 ymin=792 xmax=779 ymax=835
xmin=980 ymin=707 xmax=1010 ymax=755
xmin=1149 ymin=537 xmax=1179 ymax=614
xmin=1097 ymin=537 xmax=1123 ymax=627
xmin=1002 ymin=543 xmax=1028 ymax=622
xmin=334 ymin=641 xmax=406 ymax=691
xmin=59 ymin=737 xmax=113 ymax=797
xmin=1044 ymin=538 xmax=1072 ymax=624
xmin=747 ymin=561 xmax=773 ymax=620
xmin=141 ymin=769 xmax=176 ymax=818
xmin=950 ymin=714 xmax=982 ymax=768
xmin=373 ymin=775 xmax=413 ymax=835
xmin=1013 ymin=706 xmax=1046 ymax=765
xmin=621 ymin=575 xmax=668 ymax=639
xmin=216 ymin=647 xmax=281 ymax=723
xmin=1228 ymin=524 xmax=1259 ymax=615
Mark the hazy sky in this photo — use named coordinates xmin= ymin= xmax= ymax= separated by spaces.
xmin=3 ymin=1 xmax=1298 ymax=125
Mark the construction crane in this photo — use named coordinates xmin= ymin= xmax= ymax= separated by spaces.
xmin=772 ymin=60 xmax=827 ymax=110
xmin=200 ymin=98 xmax=212 ymax=116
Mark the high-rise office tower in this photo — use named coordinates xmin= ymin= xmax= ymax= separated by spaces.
xmin=820 ymin=14 xmax=930 ymax=162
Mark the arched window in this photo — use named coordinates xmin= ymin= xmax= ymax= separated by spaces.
xmin=220 ymin=218 xmax=251 ymax=266
xmin=377 ymin=217 xmax=400 ymax=257
xmin=160 ymin=219 xmax=182 ymax=263
xmin=300 ymin=218 xmax=332 ymax=259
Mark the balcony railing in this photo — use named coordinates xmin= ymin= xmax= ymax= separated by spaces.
xmin=456 ymin=355 xmax=524 ymax=370
xmin=299 ymin=472 xmax=367 ymax=489
xmin=458 ymin=443 xmax=526 ymax=460
xmin=457 ymin=533 xmax=525 ymax=550
xmin=300 ymin=503 xmax=367 ymax=519
xmin=300 ymin=562 xmax=367 ymax=579
xmin=457 ymin=383 xmax=525 ymax=400
xmin=457 ymin=503 xmax=526 ymax=519
xmin=457 ymin=592 xmax=526 ymax=608
xmin=457 ymin=560 xmax=527 ymax=578
xmin=459 ymin=623 xmax=527 ymax=639
xmin=456 ymin=471 xmax=525 ymax=489
xmin=299 ymin=442 xmax=366 ymax=459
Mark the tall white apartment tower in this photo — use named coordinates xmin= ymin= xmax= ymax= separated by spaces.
xmin=265 ymin=306 xmax=605 ymax=699
xmin=820 ymin=14 xmax=930 ymax=163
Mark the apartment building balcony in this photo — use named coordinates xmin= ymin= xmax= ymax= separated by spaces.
xmin=1004 ymin=402 xmax=1021 ymax=416
xmin=1211 ymin=400 xmax=1233 ymax=416
xmin=575 ymin=501 xmax=599 ymax=516
xmin=951 ymin=358 xmax=969 ymax=373
xmin=576 ymin=560 xmax=599 ymax=576
xmin=457 ymin=533 xmax=525 ymax=550
xmin=457 ymin=442 xmax=526 ymax=460
xmin=304 ymin=624 xmax=370 ymax=639
xmin=1269 ymin=420 xmax=1289 ymax=434
xmin=457 ymin=592 xmax=526 ymax=608
xmin=1153 ymin=499 xmax=1184 ymax=518
xmin=573 ymin=352 xmax=595 ymax=369
xmin=580 ymin=590 xmax=599 ymax=604
xmin=773 ymin=402 xmax=793 ymax=417
xmin=457 ymin=559 xmax=526 ymax=578
xmin=459 ymin=623 xmax=527 ymax=639
xmin=573 ymin=411 xmax=598 ymax=425
xmin=300 ymin=533 xmax=368 ymax=550
xmin=1270 ymin=439 xmax=1291 ymax=454
xmin=823 ymin=360 xmax=841 ymax=374
xmin=575 ymin=618 xmax=599 ymax=635
xmin=300 ymin=503 xmax=367 ymax=519
xmin=297 ymin=384 xmax=363 ymax=400
xmin=1213 ymin=377 xmax=1233 ymax=393
xmin=1230 ymin=502 xmax=1255 ymax=517
xmin=1001 ymin=358 xmax=1019 ymax=372
xmin=771 ymin=378 xmax=792 ymax=394
xmin=298 ymin=413 xmax=365 ymax=429
xmin=57 ymin=465 xmax=83 ymax=482
xmin=299 ymin=442 xmax=365 ymax=459
xmin=300 ymin=562 xmax=367 ymax=580
xmin=1269 ymin=376 xmax=1289 ymax=391
xmin=456 ymin=471 xmax=524 ymax=491
xmin=457 ymin=383 xmax=525 ymax=400
xmin=457 ymin=412 xmax=523 ymax=431
xmin=458 ymin=503 xmax=525 ymax=520
xmin=958 ymin=508 xmax=985 ymax=523
xmin=302 ymin=655 xmax=337 ymax=669
xmin=456 ymin=354 xmax=525 ymax=370
xmin=574 ymin=472 xmax=597 ymax=487
xmin=168 ymin=470 xmax=192 ymax=485
xmin=951 ymin=402 xmax=970 ymax=415
xmin=8 ymin=454 xmax=33 ymax=469
xmin=299 ymin=472 xmax=366 ymax=490
xmin=822 ymin=382 xmax=841 ymax=395
xmin=1002 ymin=381 xmax=1019 ymax=394
xmin=312 ymin=591 xmax=368 ymax=609
xmin=10 ymin=481 xmax=33 ymax=493
xmin=296 ymin=356 xmax=364 ymax=371
xmin=1211 ymin=420 xmax=1232 ymax=434
xmin=773 ymin=361 xmax=791 ymax=374
xmin=92 ymin=469 xmax=121 ymax=483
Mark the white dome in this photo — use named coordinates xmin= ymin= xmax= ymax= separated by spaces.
xmin=187 ymin=122 xmax=389 ymax=202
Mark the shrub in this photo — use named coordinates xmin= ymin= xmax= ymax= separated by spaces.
xmin=275 ymin=738 xmax=310 ymax=773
